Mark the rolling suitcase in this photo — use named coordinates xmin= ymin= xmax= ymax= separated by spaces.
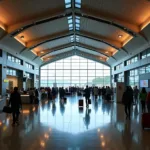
xmin=79 ymin=99 xmax=83 ymax=107
xmin=3 ymin=106 xmax=12 ymax=113
xmin=142 ymin=113 xmax=150 ymax=129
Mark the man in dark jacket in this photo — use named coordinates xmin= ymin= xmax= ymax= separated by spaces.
xmin=9 ymin=87 xmax=22 ymax=126
xmin=122 ymin=86 xmax=133 ymax=120
xmin=84 ymin=85 xmax=90 ymax=107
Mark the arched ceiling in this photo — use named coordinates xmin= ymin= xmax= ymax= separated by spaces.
xmin=0 ymin=0 xmax=150 ymax=66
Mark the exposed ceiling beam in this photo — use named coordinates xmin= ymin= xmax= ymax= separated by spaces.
xmin=9 ymin=8 xmax=139 ymax=38
xmin=76 ymin=33 xmax=120 ymax=51
xmin=9 ymin=10 xmax=72 ymax=36
xmin=28 ymin=31 xmax=74 ymax=50
xmin=27 ymin=30 xmax=70 ymax=48
xmin=76 ymin=43 xmax=111 ymax=57
xmin=38 ymin=43 xmax=74 ymax=57
xmin=42 ymin=49 xmax=108 ymax=65
xmin=76 ymin=30 xmax=122 ymax=48
xmin=75 ymin=49 xmax=107 ymax=62
xmin=28 ymin=30 xmax=121 ymax=51
xmin=39 ymin=42 xmax=113 ymax=60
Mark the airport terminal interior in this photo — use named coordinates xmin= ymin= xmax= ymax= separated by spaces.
xmin=0 ymin=0 xmax=150 ymax=149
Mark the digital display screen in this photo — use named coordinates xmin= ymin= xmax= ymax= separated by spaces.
xmin=140 ymin=80 xmax=149 ymax=87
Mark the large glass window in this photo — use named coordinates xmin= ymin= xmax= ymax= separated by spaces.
xmin=40 ymin=56 xmax=110 ymax=87
xmin=129 ymin=69 xmax=139 ymax=88
xmin=7 ymin=54 xmax=22 ymax=65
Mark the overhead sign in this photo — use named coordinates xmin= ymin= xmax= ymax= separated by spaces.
xmin=4 ymin=79 xmax=9 ymax=82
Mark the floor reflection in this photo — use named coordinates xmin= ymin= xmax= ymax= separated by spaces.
xmin=0 ymin=95 xmax=150 ymax=150
xmin=40 ymin=96 xmax=111 ymax=134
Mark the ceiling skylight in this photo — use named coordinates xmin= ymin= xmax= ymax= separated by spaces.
xmin=75 ymin=16 xmax=80 ymax=31
xmin=75 ymin=0 xmax=81 ymax=8
xmin=67 ymin=16 xmax=73 ymax=31
xmin=65 ymin=0 xmax=71 ymax=8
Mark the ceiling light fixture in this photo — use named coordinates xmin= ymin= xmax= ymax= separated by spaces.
xmin=118 ymin=35 xmax=122 ymax=38
xmin=20 ymin=36 xmax=24 ymax=39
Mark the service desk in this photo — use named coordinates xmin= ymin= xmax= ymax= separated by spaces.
xmin=21 ymin=95 xmax=30 ymax=104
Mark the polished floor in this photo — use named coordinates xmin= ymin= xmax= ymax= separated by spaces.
xmin=0 ymin=95 xmax=150 ymax=150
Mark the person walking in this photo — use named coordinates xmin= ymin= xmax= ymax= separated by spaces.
xmin=29 ymin=88 xmax=34 ymax=104
xmin=140 ymin=88 xmax=147 ymax=113
xmin=8 ymin=87 xmax=22 ymax=126
xmin=122 ymin=86 xmax=133 ymax=120
xmin=84 ymin=85 xmax=90 ymax=107
xmin=133 ymin=86 xmax=139 ymax=105
xmin=147 ymin=91 xmax=150 ymax=113
xmin=94 ymin=86 xmax=98 ymax=100
xmin=106 ymin=86 xmax=112 ymax=102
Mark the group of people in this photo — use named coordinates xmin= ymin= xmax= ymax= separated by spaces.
xmin=122 ymin=86 xmax=150 ymax=120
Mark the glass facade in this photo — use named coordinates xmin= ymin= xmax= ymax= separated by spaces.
xmin=141 ymin=48 xmax=150 ymax=59
xmin=7 ymin=54 xmax=22 ymax=65
xmin=114 ymin=63 xmax=123 ymax=71
xmin=126 ymin=56 xmax=138 ymax=66
xmin=25 ymin=62 xmax=34 ymax=70
xmin=40 ymin=56 xmax=110 ymax=87
xmin=7 ymin=68 xmax=17 ymax=76
xmin=129 ymin=69 xmax=139 ymax=88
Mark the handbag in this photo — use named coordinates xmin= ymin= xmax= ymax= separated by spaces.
xmin=3 ymin=106 xmax=12 ymax=113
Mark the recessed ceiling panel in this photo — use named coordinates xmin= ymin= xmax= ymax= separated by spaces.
xmin=0 ymin=0 xmax=65 ymax=25
xmin=16 ymin=17 xmax=68 ymax=42
xmin=33 ymin=36 xmax=71 ymax=53
xmin=82 ymin=0 xmax=150 ymax=25
xmin=80 ymin=17 xmax=130 ymax=42
xmin=79 ymin=36 xmax=117 ymax=52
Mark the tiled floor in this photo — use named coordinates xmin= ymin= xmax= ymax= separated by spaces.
xmin=0 ymin=95 xmax=150 ymax=150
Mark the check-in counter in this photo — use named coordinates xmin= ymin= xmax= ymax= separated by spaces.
xmin=21 ymin=95 xmax=30 ymax=104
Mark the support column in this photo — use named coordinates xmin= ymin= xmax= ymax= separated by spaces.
xmin=1 ymin=51 xmax=7 ymax=96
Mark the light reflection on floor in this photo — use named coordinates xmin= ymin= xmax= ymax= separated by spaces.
xmin=0 ymin=95 xmax=150 ymax=150
xmin=40 ymin=95 xmax=112 ymax=134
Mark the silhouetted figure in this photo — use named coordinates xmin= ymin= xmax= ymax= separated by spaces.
xmin=94 ymin=87 xmax=98 ymax=100
xmin=60 ymin=87 xmax=65 ymax=100
xmin=9 ymin=87 xmax=22 ymax=126
xmin=35 ymin=89 xmax=39 ymax=98
xmin=29 ymin=88 xmax=34 ymax=104
xmin=122 ymin=86 xmax=133 ymax=120
xmin=106 ymin=86 xmax=112 ymax=102
xmin=52 ymin=87 xmax=56 ymax=100
xmin=84 ymin=85 xmax=90 ymax=107
xmin=140 ymin=87 xmax=147 ymax=113
xmin=133 ymin=86 xmax=139 ymax=105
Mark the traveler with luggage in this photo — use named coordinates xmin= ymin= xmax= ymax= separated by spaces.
xmin=84 ymin=85 xmax=90 ymax=107
xmin=8 ymin=87 xmax=22 ymax=126
xmin=122 ymin=86 xmax=133 ymax=120
xmin=140 ymin=88 xmax=147 ymax=113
